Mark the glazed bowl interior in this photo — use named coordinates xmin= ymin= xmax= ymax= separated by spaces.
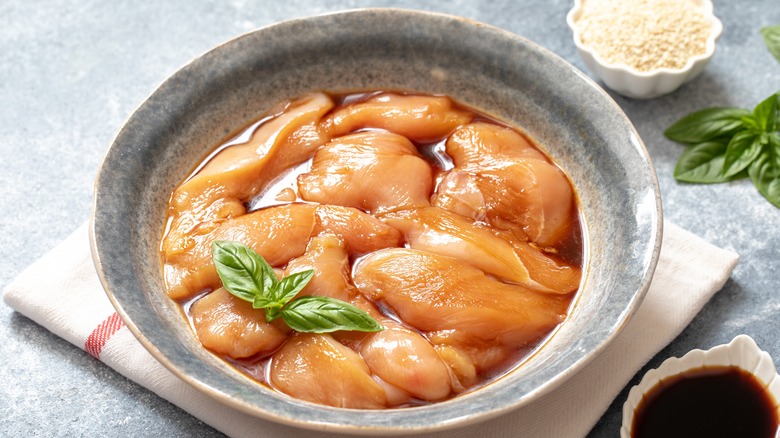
xmin=91 ymin=9 xmax=661 ymax=434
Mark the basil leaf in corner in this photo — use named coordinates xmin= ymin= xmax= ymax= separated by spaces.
xmin=723 ymin=131 xmax=763 ymax=177
xmin=748 ymin=150 xmax=780 ymax=208
xmin=280 ymin=296 xmax=384 ymax=334
xmin=664 ymin=108 xmax=750 ymax=144
xmin=761 ymin=25 xmax=780 ymax=63
xmin=211 ymin=241 xmax=269 ymax=303
xmin=753 ymin=92 xmax=779 ymax=132
xmin=674 ymin=141 xmax=736 ymax=183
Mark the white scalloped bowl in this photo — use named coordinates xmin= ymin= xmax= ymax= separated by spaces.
xmin=566 ymin=0 xmax=723 ymax=99
xmin=621 ymin=335 xmax=780 ymax=437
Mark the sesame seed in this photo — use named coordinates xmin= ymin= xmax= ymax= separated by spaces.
xmin=574 ymin=0 xmax=713 ymax=71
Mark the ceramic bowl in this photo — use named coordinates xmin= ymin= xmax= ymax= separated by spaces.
xmin=91 ymin=9 xmax=662 ymax=434
xmin=621 ymin=335 xmax=780 ymax=437
xmin=566 ymin=0 xmax=722 ymax=99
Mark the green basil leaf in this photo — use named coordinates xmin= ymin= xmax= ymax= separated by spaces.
xmin=741 ymin=115 xmax=760 ymax=131
xmin=280 ymin=296 xmax=384 ymax=333
xmin=753 ymin=92 xmax=779 ymax=132
xmin=211 ymin=241 xmax=272 ymax=303
xmin=770 ymin=132 xmax=780 ymax=158
xmin=275 ymin=269 xmax=315 ymax=307
xmin=674 ymin=141 xmax=738 ymax=183
xmin=761 ymin=25 xmax=780 ymax=63
xmin=664 ymin=108 xmax=750 ymax=144
xmin=748 ymin=150 xmax=780 ymax=208
xmin=252 ymin=294 xmax=276 ymax=310
xmin=723 ymin=131 xmax=763 ymax=177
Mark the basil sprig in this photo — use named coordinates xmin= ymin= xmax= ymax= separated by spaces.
xmin=665 ymin=92 xmax=780 ymax=208
xmin=761 ymin=25 xmax=780 ymax=63
xmin=211 ymin=240 xmax=383 ymax=333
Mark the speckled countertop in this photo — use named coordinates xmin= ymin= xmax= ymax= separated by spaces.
xmin=1 ymin=1 xmax=778 ymax=436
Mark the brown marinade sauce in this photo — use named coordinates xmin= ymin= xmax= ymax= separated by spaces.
xmin=631 ymin=365 xmax=779 ymax=438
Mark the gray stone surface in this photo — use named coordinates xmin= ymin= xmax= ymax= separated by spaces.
xmin=1 ymin=0 xmax=778 ymax=437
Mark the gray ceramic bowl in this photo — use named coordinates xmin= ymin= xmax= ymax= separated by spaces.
xmin=91 ymin=8 xmax=662 ymax=435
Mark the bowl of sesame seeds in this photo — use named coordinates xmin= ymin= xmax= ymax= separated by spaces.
xmin=567 ymin=0 xmax=722 ymax=99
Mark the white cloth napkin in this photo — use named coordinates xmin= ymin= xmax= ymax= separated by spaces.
xmin=3 ymin=220 xmax=738 ymax=438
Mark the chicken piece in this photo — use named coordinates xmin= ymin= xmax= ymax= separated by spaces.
xmin=353 ymin=249 xmax=570 ymax=349
xmin=332 ymin=296 xmax=453 ymax=402
xmin=510 ymin=239 xmax=582 ymax=295
xmin=438 ymin=122 xmax=575 ymax=247
xmin=283 ymin=235 xmax=355 ymax=302
xmin=313 ymin=205 xmax=403 ymax=255
xmin=298 ymin=131 xmax=434 ymax=214
xmin=435 ymin=161 xmax=573 ymax=247
xmin=163 ymin=203 xmax=317 ymax=300
xmin=382 ymin=207 xmax=580 ymax=294
xmin=170 ymin=92 xmax=333 ymax=213
xmin=162 ymin=93 xmax=333 ymax=294
xmin=325 ymin=93 xmax=472 ymax=142
xmin=190 ymin=288 xmax=290 ymax=359
xmin=381 ymin=207 xmax=547 ymax=290
xmin=359 ymin=325 xmax=452 ymax=401
xmin=431 ymin=170 xmax=486 ymax=221
xmin=433 ymin=345 xmax=478 ymax=392
xmin=269 ymin=333 xmax=387 ymax=409
xmin=445 ymin=122 xmax=546 ymax=165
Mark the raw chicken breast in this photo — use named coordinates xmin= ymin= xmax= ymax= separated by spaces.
xmin=380 ymin=207 xmax=546 ymax=290
xmin=353 ymin=249 xmax=569 ymax=348
xmin=445 ymin=122 xmax=545 ymax=165
xmin=162 ymin=93 xmax=333 ymax=297
xmin=269 ymin=333 xmax=388 ymax=409
xmin=298 ymin=131 xmax=434 ymax=214
xmin=163 ymin=203 xmax=317 ymax=300
xmin=341 ymin=296 xmax=452 ymax=402
xmin=283 ymin=235 xmax=355 ymax=302
xmin=437 ymin=122 xmax=575 ymax=247
xmin=313 ymin=205 xmax=403 ymax=255
xmin=360 ymin=325 xmax=452 ymax=401
xmin=190 ymin=287 xmax=290 ymax=359
xmin=325 ymin=93 xmax=472 ymax=142
xmin=431 ymin=169 xmax=486 ymax=221
xmin=163 ymin=93 xmax=332 ymax=253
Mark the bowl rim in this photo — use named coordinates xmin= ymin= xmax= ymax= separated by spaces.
xmin=566 ymin=0 xmax=723 ymax=78
xmin=90 ymin=7 xmax=663 ymax=434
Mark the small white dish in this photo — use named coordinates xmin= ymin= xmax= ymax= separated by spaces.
xmin=621 ymin=335 xmax=780 ymax=437
xmin=566 ymin=0 xmax=723 ymax=99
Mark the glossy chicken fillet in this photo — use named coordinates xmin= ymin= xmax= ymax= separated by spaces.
xmin=337 ymin=297 xmax=453 ymax=402
xmin=190 ymin=287 xmax=290 ymax=359
xmin=163 ymin=204 xmax=317 ymax=300
xmin=353 ymin=249 xmax=570 ymax=348
xmin=437 ymin=122 xmax=574 ymax=247
xmin=171 ymin=92 xmax=334 ymax=213
xmin=162 ymin=93 xmax=333 ymax=255
xmin=164 ymin=204 xmax=402 ymax=300
xmin=162 ymin=94 xmax=334 ymax=298
xmin=313 ymin=205 xmax=402 ymax=255
xmin=298 ymin=131 xmax=434 ymax=214
xmin=269 ymin=333 xmax=388 ymax=409
xmin=445 ymin=122 xmax=546 ymax=165
xmin=359 ymin=324 xmax=452 ymax=401
xmin=325 ymin=93 xmax=472 ymax=142
xmin=381 ymin=207 xmax=549 ymax=290
xmin=283 ymin=234 xmax=355 ymax=302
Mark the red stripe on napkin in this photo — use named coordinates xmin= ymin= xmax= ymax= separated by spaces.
xmin=85 ymin=312 xmax=125 ymax=359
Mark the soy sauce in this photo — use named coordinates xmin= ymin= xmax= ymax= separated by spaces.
xmin=631 ymin=365 xmax=779 ymax=438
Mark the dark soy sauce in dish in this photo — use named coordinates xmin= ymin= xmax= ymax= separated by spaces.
xmin=631 ymin=365 xmax=779 ymax=438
